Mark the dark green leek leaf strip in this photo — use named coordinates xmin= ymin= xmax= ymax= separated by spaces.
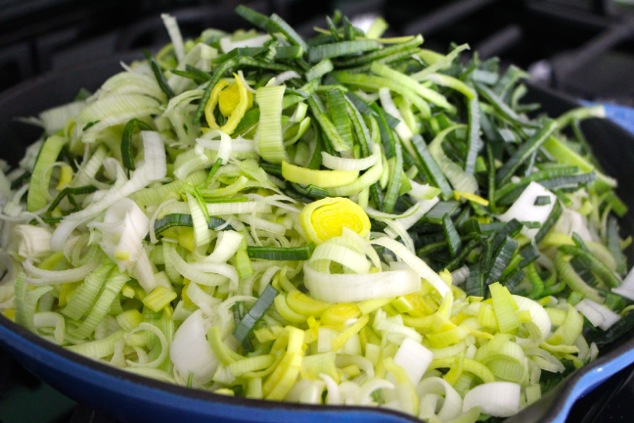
xmin=239 ymin=56 xmax=300 ymax=72
xmin=259 ymin=162 xmax=282 ymax=177
xmin=46 ymin=185 xmax=98 ymax=214
xmin=496 ymin=119 xmax=558 ymax=186
xmin=345 ymin=46 xmax=423 ymax=73
xmin=153 ymin=213 xmax=228 ymax=235
xmin=533 ymin=195 xmax=552 ymax=206
xmin=444 ymin=238 xmax=480 ymax=272
xmin=501 ymin=267 xmax=524 ymax=293
xmin=493 ymin=65 xmax=529 ymax=98
xmin=235 ymin=5 xmax=275 ymax=32
xmin=194 ymin=58 xmax=236 ymax=124
xmin=476 ymin=82 xmax=538 ymax=129
xmin=234 ymin=108 xmax=261 ymax=136
xmin=559 ymin=245 xmax=622 ymax=288
xmin=247 ymin=244 xmax=315 ymax=261
xmin=211 ymin=47 xmax=264 ymax=66
xmin=342 ymin=16 xmax=359 ymax=41
xmin=144 ymin=50 xmax=175 ymax=98
xmin=539 ymin=172 xmax=597 ymax=191
xmin=233 ymin=301 xmax=254 ymax=352
xmin=334 ymin=35 xmax=423 ymax=68
xmin=485 ymin=236 xmax=518 ymax=285
xmin=373 ymin=104 xmax=397 ymax=158
xmin=121 ymin=118 xmax=153 ymax=171
xmin=290 ymin=183 xmax=329 ymax=200
xmin=425 ymin=201 xmax=460 ymax=224
xmin=306 ymin=122 xmax=325 ymax=169
xmin=410 ymin=135 xmax=453 ymax=199
xmin=465 ymin=261 xmax=484 ymax=297
xmin=326 ymin=89 xmax=353 ymax=147
xmin=325 ymin=16 xmax=343 ymax=41
xmin=494 ymin=166 xmax=580 ymax=203
xmin=172 ymin=68 xmax=211 ymax=84
xmin=345 ymin=98 xmax=373 ymax=157
xmin=343 ymin=91 xmax=400 ymax=129
xmin=307 ymin=95 xmax=343 ymax=155
xmin=486 ymin=143 xmax=497 ymax=210
xmin=571 ymin=233 xmax=589 ymax=252
xmin=442 ymin=215 xmax=462 ymax=258
xmin=270 ymin=13 xmax=308 ymax=52
xmin=416 ymin=240 xmax=450 ymax=256
xmin=372 ymin=105 xmax=402 ymax=213
xmin=534 ymin=200 xmax=562 ymax=244
xmin=233 ymin=284 xmax=279 ymax=344
xmin=308 ymin=39 xmax=382 ymax=63
xmin=479 ymin=109 xmax=497 ymax=142
xmin=488 ymin=219 xmax=522 ymax=265
xmin=370 ymin=182 xmax=384 ymax=211
xmin=519 ymin=243 xmax=540 ymax=268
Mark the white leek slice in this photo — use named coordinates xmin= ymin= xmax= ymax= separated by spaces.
xmin=13 ymin=225 xmax=53 ymax=259
xmin=170 ymin=310 xmax=218 ymax=387
xmin=614 ymin=266 xmax=634 ymax=301
xmin=39 ymin=101 xmax=85 ymax=134
xmin=303 ymin=264 xmax=420 ymax=303
xmin=378 ymin=88 xmax=413 ymax=142
xmin=371 ymin=236 xmax=451 ymax=298
xmin=256 ymin=85 xmax=287 ymax=164
xmin=393 ymin=337 xmax=433 ymax=385
xmin=428 ymin=125 xmax=478 ymax=194
xmin=498 ymin=181 xmax=557 ymax=239
xmin=416 ymin=377 xmax=463 ymax=421
xmin=512 ymin=295 xmax=552 ymax=339
xmin=220 ymin=34 xmax=272 ymax=53
xmin=50 ymin=131 xmax=166 ymax=250
xmin=575 ymin=298 xmax=621 ymax=330
xmin=196 ymin=133 xmax=257 ymax=161
xmin=321 ymin=143 xmax=380 ymax=171
xmin=462 ymin=381 xmax=521 ymax=417
xmin=553 ymin=208 xmax=594 ymax=242
xmin=24 ymin=257 xmax=100 ymax=285
xmin=195 ymin=230 xmax=243 ymax=264
xmin=161 ymin=14 xmax=185 ymax=64
xmin=97 ymin=198 xmax=149 ymax=265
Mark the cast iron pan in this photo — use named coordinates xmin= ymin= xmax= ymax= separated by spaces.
xmin=1 ymin=53 xmax=634 ymax=423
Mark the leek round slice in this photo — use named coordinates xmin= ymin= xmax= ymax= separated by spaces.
xmin=299 ymin=197 xmax=370 ymax=244
xmin=303 ymin=263 xmax=420 ymax=303
xmin=462 ymin=381 xmax=521 ymax=417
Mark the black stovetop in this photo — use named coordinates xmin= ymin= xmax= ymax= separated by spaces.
xmin=1 ymin=1 xmax=634 ymax=422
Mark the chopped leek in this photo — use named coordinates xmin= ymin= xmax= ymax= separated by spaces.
xmin=2 ymin=7 xmax=632 ymax=423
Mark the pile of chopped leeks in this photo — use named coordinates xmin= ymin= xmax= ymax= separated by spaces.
xmin=2 ymin=6 xmax=634 ymax=422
